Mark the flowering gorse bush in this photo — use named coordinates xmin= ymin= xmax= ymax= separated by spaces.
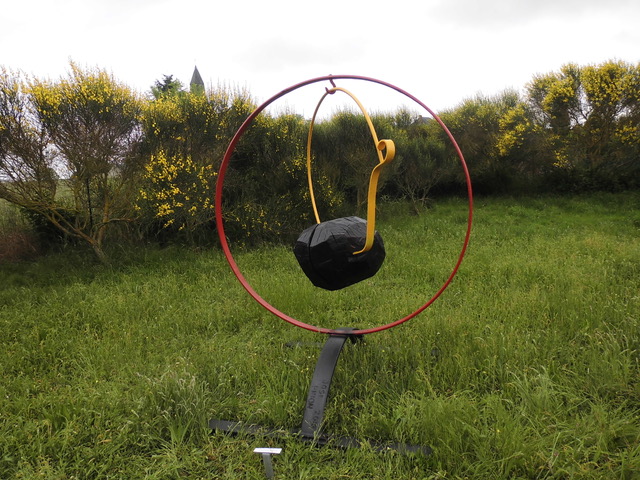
xmin=137 ymin=151 xmax=215 ymax=235
xmin=1 ymin=63 xmax=142 ymax=262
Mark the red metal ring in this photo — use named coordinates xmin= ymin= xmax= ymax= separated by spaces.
xmin=215 ymin=75 xmax=473 ymax=335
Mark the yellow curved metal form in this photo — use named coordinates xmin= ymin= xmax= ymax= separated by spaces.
xmin=307 ymin=86 xmax=395 ymax=254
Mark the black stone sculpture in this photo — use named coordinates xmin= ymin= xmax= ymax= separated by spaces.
xmin=293 ymin=216 xmax=385 ymax=290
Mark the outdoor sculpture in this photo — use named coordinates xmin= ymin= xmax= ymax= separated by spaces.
xmin=210 ymin=75 xmax=473 ymax=454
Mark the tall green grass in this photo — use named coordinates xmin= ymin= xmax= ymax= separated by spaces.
xmin=1 ymin=193 xmax=639 ymax=479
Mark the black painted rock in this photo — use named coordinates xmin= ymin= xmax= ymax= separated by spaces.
xmin=293 ymin=216 xmax=385 ymax=290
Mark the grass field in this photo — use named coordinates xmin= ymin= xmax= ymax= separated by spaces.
xmin=1 ymin=193 xmax=639 ymax=479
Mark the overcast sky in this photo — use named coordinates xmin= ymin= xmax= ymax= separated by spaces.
xmin=2 ymin=0 xmax=639 ymax=116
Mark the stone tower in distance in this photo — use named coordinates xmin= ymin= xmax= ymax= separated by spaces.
xmin=190 ymin=66 xmax=205 ymax=94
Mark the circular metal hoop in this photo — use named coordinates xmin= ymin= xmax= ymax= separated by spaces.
xmin=215 ymin=75 xmax=473 ymax=335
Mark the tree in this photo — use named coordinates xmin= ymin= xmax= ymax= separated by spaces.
xmin=526 ymin=61 xmax=640 ymax=189
xmin=311 ymin=110 xmax=397 ymax=213
xmin=0 ymin=64 xmax=144 ymax=262
xmin=494 ymin=101 xmax=553 ymax=190
xmin=390 ymin=113 xmax=449 ymax=212
xmin=437 ymin=91 xmax=521 ymax=193
xmin=0 ymin=69 xmax=57 ymax=210
xmin=151 ymin=74 xmax=184 ymax=99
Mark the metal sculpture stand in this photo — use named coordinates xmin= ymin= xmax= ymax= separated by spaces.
xmin=209 ymin=329 xmax=431 ymax=456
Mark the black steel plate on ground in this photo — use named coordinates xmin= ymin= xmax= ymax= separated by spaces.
xmin=209 ymin=329 xmax=431 ymax=456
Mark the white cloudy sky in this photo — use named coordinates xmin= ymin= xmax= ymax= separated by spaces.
xmin=2 ymin=0 xmax=639 ymax=115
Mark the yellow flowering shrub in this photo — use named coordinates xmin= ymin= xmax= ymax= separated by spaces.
xmin=29 ymin=63 xmax=141 ymax=132
xmin=137 ymin=85 xmax=257 ymax=242
xmin=1 ymin=63 xmax=142 ymax=262
xmin=497 ymin=103 xmax=534 ymax=157
xmin=137 ymin=151 xmax=215 ymax=234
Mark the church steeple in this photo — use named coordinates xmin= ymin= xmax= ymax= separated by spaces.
xmin=190 ymin=66 xmax=205 ymax=94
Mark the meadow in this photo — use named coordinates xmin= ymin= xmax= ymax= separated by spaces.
xmin=1 ymin=193 xmax=639 ymax=479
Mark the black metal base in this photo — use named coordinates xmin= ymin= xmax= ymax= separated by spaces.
xmin=209 ymin=329 xmax=431 ymax=456
xmin=300 ymin=328 xmax=360 ymax=439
